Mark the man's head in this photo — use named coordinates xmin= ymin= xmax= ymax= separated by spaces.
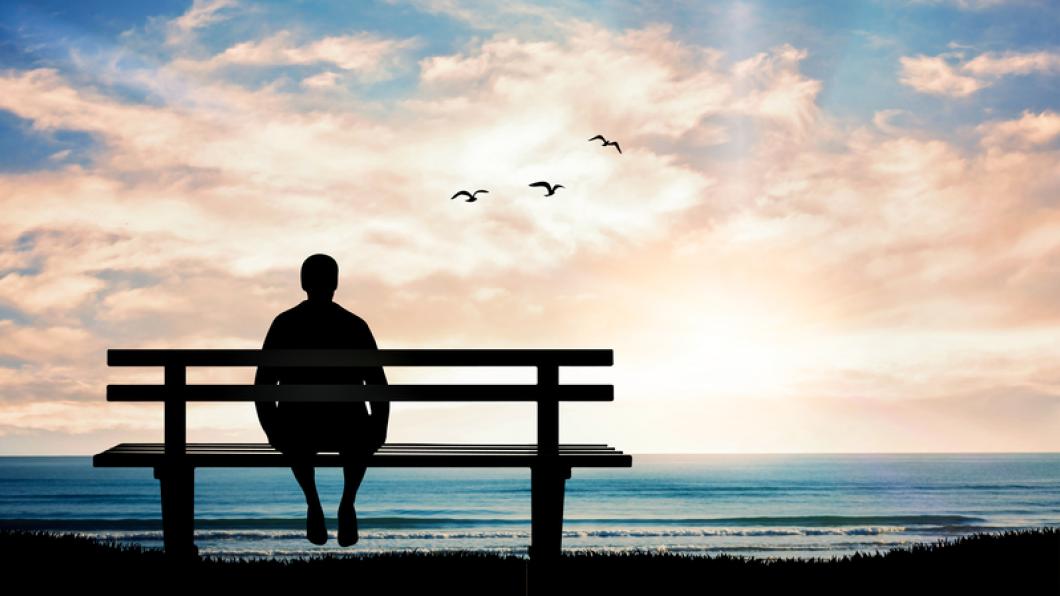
xmin=301 ymin=253 xmax=338 ymax=300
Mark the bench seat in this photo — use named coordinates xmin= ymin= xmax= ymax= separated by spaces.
xmin=93 ymin=443 xmax=633 ymax=468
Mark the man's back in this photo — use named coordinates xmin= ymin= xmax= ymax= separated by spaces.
xmin=260 ymin=300 xmax=380 ymax=383
xmin=255 ymin=299 xmax=384 ymax=450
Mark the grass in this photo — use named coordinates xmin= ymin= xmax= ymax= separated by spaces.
xmin=1 ymin=528 xmax=1056 ymax=595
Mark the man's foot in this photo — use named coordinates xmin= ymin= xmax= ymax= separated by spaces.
xmin=307 ymin=505 xmax=327 ymax=545
xmin=338 ymin=503 xmax=359 ymax=546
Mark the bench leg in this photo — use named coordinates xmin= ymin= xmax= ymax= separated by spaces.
xmin=529 ymin=465 xmax=570 ymax=560
xmin=154 ymin=465 xmax=198 ymax=560
xmin=528 ymin=465 xmax=570 ymax=595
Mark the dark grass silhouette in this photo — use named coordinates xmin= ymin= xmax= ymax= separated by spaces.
xmin=3 ymin=528 xmax=1056 ymax=595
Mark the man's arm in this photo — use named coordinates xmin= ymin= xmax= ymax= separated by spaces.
xmin=361 ymin=320 xmax=389 ymax=447
xmin=254 ymin=318 xmax=281 ymax=442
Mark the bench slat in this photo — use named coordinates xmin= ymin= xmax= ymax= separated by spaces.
xmin=97 ymin=455 xmax=632 ymax=468
xmin=108 ymin=441 xmax=614 ymax=445
xmin=101 ymin=445 xmax=620 ymax=452
xmin=98 ymin=443 xmax=624 ymax=451
xmin=103 ymin=448 xmax=619 ymax=454
xmin=93 ymin=443 xmax=632 ymax=468
xmin=103 ymin=449 xmax=619 ymax=453
xmin=107 ymin=384 xmax=613 ymax=402
xmin=111 ymin=442 xmax=613 ymax=448
xmin=108 ymin=349 xmax=613 ymax=367
xmin=105 ymin=445 xmax=617 ymax=452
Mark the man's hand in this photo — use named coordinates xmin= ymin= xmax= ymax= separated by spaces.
xmin=368 ymin=396 xmax=389 ymax=452
xmin=256 ymin=401 xmax=281 ymax=443
xmin=263 ymin=426 xmax=289 ymax=452
xmin=368 ymin=418 xmax=388 ymax=451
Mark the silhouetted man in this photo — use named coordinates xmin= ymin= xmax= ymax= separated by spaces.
xmin=254 ymin=253 xmax=389 ymax=546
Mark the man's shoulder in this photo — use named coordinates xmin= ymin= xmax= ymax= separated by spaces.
xmin=271 ymin=302 xmax=306 ymax=324
xmin=331 ymin=302 xmax=371 ymax=329
xmin=269 ymin=300 xmax=372 ymax=333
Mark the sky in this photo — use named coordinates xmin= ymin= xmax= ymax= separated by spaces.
xmin=0 ymin=0 xmax=1058 ymax=455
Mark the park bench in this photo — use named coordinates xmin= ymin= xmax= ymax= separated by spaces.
xmin=92 ymin=348 xmax=632 ymax=563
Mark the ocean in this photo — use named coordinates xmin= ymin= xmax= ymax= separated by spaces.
xmin=1 ymin=453 xmax=1058 ymax=560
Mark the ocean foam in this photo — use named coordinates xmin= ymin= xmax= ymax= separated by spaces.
xmin=81 ymin=525 xmax=910 ymax=543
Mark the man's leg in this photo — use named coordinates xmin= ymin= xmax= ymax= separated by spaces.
xmin=338 ymin=453 xmax=368 ymax=546
xmin=290 ymin=456 xmax=328 ymax=545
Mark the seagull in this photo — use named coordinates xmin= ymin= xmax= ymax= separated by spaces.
xmin=588 ymin=134 xmax=621 ymax=154
xmin=529 ymin=181 xmax=564 ymax=196
xmin=450 ymin=189 xmax=489 ymax=202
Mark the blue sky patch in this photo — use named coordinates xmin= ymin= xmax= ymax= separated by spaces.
xmin=0 ymin=111 xmax=96 ymax=172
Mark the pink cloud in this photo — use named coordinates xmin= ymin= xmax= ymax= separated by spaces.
xmin=963 ymin=50 xmax=1060 ymax=76
xmin=900 ymin=49 xmax=1060 ymax=97
xmin=898 ymin=54 xmax=986 ymax=97
xmin=978 ymin=110 xmax=1060 ymax=148
xmin=174 ymin=30 xmax=420 ymax=81
xmin=301 ymin=71 xmax=341 ymax=89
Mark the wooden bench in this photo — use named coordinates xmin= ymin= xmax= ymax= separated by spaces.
xmin=93 ymin=348 xmax=632 ymax=563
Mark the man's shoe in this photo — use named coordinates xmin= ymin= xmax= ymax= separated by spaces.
xmin=338 ymin=504 xmax=359 ymax=546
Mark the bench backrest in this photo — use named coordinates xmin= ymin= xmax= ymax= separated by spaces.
xmin=107 ymin=349 xmax=614 ymax=463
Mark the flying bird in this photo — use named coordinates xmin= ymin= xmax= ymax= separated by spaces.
xmin=529 ymin=181 xmax=564 ymax=196
xmin=589 ymin=134 xmax=621 ymax=154
xmin=450 ymin=189 xmax=489 ymax=202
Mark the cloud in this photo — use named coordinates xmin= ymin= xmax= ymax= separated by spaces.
xmin=0 ymin=271 xmax=105 ymax=315
xmin=393 ymin=0 xmax=574 ymax=32
xmin=0 ymin=22 xmax=822 ymax=289
xmin=910 ymin=0 xmax=1040 ymax=9
xmin=301 ymin=71 xmax=340 ymax=89
xmin=962 ymin=50 xmax=1060 ymax=76
xmin=0 ymin=321 xmax=97 ymax=363
xmin=0 ymin=400 xmax=256 ymax=435
xmin=872 ymin=109 xmax=907 ymax=134
xmin=166 ymin=0 xmax=239 ymax=45
xmin=900 ymin=49 xmax=1060 ymax=96
xmin=898 ymin=54 xmax=986 ymax=97
xmin=416 ymin=23 xmax=738 ymax=138
xmin=98 ymin=284 xmax=195 ymax=321
xmin=978 ymin=110 xmax=1060 ymax=148
xmin=854 ymin=30 xmax=897 ymax=49
xmin=172 ymin=30 xmax=420 ymax=81
xmin=731 ymin=45 xmax=821 ymax=131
